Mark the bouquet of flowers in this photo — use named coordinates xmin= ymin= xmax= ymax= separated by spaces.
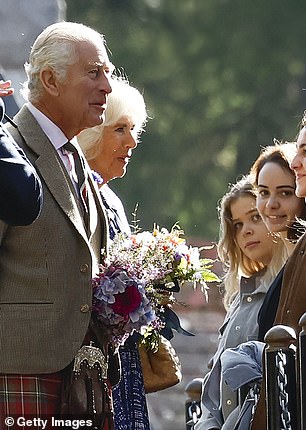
xmin=92 ymin=225 xmax=219 ymax=348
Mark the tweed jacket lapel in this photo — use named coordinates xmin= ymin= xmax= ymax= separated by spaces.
xmin=12 ymin=105 xmax=88 ymax=241
xmin=78 ymin=147 xmax=109 ymax=251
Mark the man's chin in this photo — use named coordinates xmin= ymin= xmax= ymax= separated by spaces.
xmin=86 ymin=115 xmax=104 ymax=129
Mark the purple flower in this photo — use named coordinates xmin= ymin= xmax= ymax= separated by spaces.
xmin=92 ymin=269 xmax=156 ymax=335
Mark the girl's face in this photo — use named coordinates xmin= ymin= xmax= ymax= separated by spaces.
xmin=231 ymin=195 xmax=273 ymax=265
xmin=256 ymin=162 xmax=304 ymax=233
xmin=291 ymin=127 xmax=306 ymax=198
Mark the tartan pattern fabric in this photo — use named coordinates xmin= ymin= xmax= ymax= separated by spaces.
xmin=0 ymin=373 xmax=62 ymax=429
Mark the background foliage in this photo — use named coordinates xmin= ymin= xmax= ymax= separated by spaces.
xmin=66 ymin=0 xmax=306 ymax=240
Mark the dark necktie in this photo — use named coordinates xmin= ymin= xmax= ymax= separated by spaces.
xmin=62 ymin=141 xmax=89 ymax=223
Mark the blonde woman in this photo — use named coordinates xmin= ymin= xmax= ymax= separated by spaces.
xmin=78 ymin=77 xmax=149 ymax=430
xmin=195 ymin=176 xmax=286 ymax=430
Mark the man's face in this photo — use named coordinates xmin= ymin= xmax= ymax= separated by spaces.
xmin=291 ymin=127 xmax=306 ymax=198
xmin=56 ymin=40 xmax=113 ymax=137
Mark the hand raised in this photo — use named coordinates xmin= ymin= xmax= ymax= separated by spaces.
xmin=0 ymin=80 xmax=14 ymax=98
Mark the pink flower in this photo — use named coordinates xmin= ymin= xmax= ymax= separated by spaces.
xmin=110 ymin=284 xmax=142 ymax=316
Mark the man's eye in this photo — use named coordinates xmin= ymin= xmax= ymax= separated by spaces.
xmin=89 ymin=69 xmax=99 ymax=77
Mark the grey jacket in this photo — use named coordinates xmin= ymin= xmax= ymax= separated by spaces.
xmin=0 ymin=106 xmax=108 ymax=373
xmin=195 ymin=271 xmax=267 ymax=430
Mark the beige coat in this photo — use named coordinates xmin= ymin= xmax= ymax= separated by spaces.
xmin=0 ymin=105 xmax=108 ymax=374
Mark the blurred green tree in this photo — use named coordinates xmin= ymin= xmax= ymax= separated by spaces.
xmin=66 ymin=0 xmax=306 ymax=240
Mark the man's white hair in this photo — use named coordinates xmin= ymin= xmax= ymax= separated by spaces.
xmin=21 ymin=21 xmax=106 ymax=102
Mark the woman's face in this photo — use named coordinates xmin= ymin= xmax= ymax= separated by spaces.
xmin=256 ymin=161 xmax=304 ymax=233
xmin=92 ymin=115 xmax=138 ymax=183
xmin=291 ymin=127 xmax=306 ymax=198
xmin=231 ymin=195 xmax=273 ymax=265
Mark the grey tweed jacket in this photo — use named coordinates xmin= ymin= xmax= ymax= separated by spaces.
xmin=0 ymin=105 xmax=108 ymax=374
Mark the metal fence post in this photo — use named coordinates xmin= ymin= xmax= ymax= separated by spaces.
xmin=185 ymin=377 xmax=203 ymax=429
xmin=264 ymin=325 xmax=297 ymax=430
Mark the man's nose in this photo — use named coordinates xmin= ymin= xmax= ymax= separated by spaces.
xmin=99 ymin=72 xmax=112 ymax=94
xmin=290 ymin=153 xmax=300 ymax=171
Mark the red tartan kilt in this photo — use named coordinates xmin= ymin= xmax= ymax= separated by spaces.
xmin=0 ymin=373 xmax=62 ymax=429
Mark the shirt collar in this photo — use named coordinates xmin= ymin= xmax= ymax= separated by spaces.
xmin=240 ymin=267 xmax=268 ymax=296
xmin=27 ymin=102 xmax=68 ymax=150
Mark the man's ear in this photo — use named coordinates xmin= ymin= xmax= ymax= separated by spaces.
xmin=40 ymin=68 xmax=60 ymax=96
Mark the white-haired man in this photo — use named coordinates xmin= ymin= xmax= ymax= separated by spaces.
xmin=0 ymin=21 xmax=113 ymax=424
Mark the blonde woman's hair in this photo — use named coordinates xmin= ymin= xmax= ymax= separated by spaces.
xmin=78 ymin=76 xmax=147 ymax=161
xmin=218 ymin=175 xmax=286 ymax=310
